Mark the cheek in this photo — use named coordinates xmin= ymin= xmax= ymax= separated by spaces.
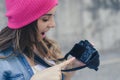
xmin=37 ymin=21 xmax=48 ymax=32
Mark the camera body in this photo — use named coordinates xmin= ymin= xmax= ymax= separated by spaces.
xmin=67 ymin=40 xmax=100 ymax=71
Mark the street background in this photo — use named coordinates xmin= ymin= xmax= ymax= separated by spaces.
xmin=0 ymin=0 xmax=120 ymax=80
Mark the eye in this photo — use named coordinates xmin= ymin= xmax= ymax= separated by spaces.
xmin=42 ymin=18 xmax=49 ymax=22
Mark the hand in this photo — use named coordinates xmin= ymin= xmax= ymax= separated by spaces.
xmin=73 ymin=58 xmax=86 ymax=67
xmin=30 ymin=57 xmax=75 ymax=80
xmin=63 ymin=58 xmax=86 ymax=80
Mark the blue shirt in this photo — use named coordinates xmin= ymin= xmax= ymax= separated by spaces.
xmin=0 ymin=47 xmax=64 ymax=80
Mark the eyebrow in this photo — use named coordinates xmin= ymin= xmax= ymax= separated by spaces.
xmin=43 ymin=14 xmax=53 ymax=16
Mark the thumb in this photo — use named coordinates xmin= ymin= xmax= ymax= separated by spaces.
xmin=57 ymin=57 xmax=75 ymax=68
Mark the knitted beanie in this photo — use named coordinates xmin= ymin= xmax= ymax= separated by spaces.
xmin=5 ymin=0 xmax=58 ymax=29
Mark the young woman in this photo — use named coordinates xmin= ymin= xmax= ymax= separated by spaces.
xmin=0 ymin=0 xmax=85 ymax=80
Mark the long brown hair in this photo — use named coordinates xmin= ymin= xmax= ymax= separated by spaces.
xmin=0 ymin=21 xmax=73 ymax=79
xmin=0 ymin=20 xmax=62 ymax=60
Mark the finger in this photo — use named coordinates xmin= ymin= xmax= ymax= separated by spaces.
xmin=57 ymin=57 xmax=75 ymax=68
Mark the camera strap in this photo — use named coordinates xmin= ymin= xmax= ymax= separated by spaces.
xmin=34 ymin=40 xmax=99 ymax=72
xmin=34 ymin=53 xmax=87 ymax=72
xmin=58 ymin=53 xmax=87 ymax=72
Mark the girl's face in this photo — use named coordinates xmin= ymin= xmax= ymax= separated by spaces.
xmin=37 ymin=7 xmax=57 ymax=39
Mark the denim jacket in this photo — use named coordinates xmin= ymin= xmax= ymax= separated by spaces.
xmin=0 ymin=47 xmax=34 ymax=80
xmin=0 ymin=47 xmax=64 ymax=80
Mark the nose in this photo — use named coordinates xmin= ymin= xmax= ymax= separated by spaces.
xmin=48 ymin=17 xmax=56 ymax=28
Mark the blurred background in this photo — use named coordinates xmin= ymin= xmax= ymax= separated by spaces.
xmin=0 ymin=0 xmax=120 ymax=80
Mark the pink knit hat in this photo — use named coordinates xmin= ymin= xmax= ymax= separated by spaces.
xmin=5 ymin=0 xmax=58 ymax=29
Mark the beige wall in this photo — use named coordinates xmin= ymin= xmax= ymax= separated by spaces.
xmin=0 ymin=0 xmax=120 ymax=53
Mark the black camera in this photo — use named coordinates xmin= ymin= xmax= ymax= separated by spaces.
xmin=61 ymin=40 xmax=100 ymax=72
